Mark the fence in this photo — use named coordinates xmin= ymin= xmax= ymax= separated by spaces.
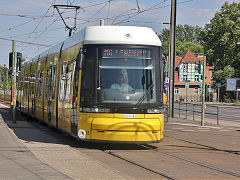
xmin=171 ymin=101 xmax=240 ymax=126
xmin=174 ymin=102 xmax=219 ymax=125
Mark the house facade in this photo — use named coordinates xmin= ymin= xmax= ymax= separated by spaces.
xmin=173 ymin=50 xmax=215 ymax=102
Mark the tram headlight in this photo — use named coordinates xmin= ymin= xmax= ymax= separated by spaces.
xmin=147 ymin=109 xmax=161 ymax=113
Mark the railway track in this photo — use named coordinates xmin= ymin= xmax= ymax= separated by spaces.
xmin=9 ymin=110 xmax=240 ymax=179
xmin=138 ymin=144 xmax=240 ymax=179
xmin=165 ymin=135 xmax=240 ymax=155
xmin=104 ymin=149 xmax=176 ymax=180
xmin=93 ymin=141 xmax=240 ymax=179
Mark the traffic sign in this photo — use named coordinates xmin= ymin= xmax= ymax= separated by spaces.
xmin=208 ymin=88 xmax=212 ymax=92
xmin=199 ymin=83 xmax=203 ymax=88
xmin=185 ymin=84 xmax=189 ymax=88
xmin=164 ymin=77 xmax=169 ymax=88
xmin=216 ymin=83 xmax=221 ymax=87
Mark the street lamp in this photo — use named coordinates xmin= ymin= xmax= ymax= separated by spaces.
xmin=112 ymin=8 xmax=138 ymax=25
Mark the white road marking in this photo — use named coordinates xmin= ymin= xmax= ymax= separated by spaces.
xmin=172 ymin=127 xmax=184 ymax=130
xmin=180 ymin=130 xmax=194 ymax=132
xmin=167 ymin=122 xmax=222 ymax=129
xmin=0 ymin=103 xmax=9 ymax=108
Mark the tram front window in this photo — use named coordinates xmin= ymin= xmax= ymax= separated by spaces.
xmin=98 ymin=47 xmax=156 ymax=104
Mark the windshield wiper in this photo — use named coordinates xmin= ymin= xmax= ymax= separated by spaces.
xmin=136 ymin=83 xmax=154 ymax=107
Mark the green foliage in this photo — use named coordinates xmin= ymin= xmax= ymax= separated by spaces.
xmin=201 ymin=2 xmax=240 ymax=102
xmin=233 ymin=100 xmax=240 ymax=105
xmin=175 ymin=24 xmax=203 ymax=44
xmin=159 ymin=24 xmax=204 ymax=57
xmin=213 ymin=65 xmax=235 ymax=101
xmin=0 ymin=66 xmax=10 ymax=90
xmin=201 ymin=2 xmax=240 ymax=73
xmin=161 ymin=39 xmax=203 ymax=57
xmin=159 ymin=24 xmax=203 ymax=44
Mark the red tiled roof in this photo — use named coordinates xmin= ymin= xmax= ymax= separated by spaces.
xmin=174 ymin=50 xmax=214 ymax=86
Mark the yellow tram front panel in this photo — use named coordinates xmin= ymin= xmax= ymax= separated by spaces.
xmin=78 ymin=113 xmax=163 ymax=142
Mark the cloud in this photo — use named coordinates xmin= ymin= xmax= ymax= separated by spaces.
xmin=0 ymin=0 xmax=50 ymax=12
xmin=213 ymin=0 xmax=239 ymax=5
xmin=178 ymin=8 xmax=215 ymax=26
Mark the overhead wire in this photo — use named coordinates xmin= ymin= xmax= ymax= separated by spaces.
xmin=4 ymin=0 xmax=193 ymax=59
xmin=114 ymin=0 xmax=194 ymax=25
xmin=19 ymin=0 xmax=56 ymax=43
xmin=0 ymin=18 xmax=41 ymax=34
xmin=81 ymin=0 xmax=114 ymax=9
xmin=85 ymin=1 xmax=109 ymax=23
xmin=18 ymin=0 xmax=57 ymax=52
xmin=0 ymin=37 xmax=51 ymax=47
xmin=5 ymin=26 xmax=66 ymax=38
xmin=0 ymin=13 xmax=54 ymax=19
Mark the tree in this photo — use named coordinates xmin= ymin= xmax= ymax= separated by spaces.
xmin=159 ymin=24 xmax=203 ymax=43
xmin=161 ymin=38 xmax=203 ymax=57
xmin=201 ymin=2 xmax=240 ymax=74
xmin=159 ymin=24 xmax=204 ymax=57
xmin=212 ymin=65 xmax=235 ymax=101
xmin=176 ymin=24 xmax=203 ymax=44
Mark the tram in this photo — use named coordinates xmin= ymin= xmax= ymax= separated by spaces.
xmin=16 ymin=25 xmax=164 ymax=143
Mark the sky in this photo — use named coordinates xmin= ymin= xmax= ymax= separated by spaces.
xmin=0 ymin=0 xmax=239 ymax=66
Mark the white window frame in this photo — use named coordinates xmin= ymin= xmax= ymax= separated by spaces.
xmin=175 ymin=87 xmax=179 ymax=94
xmin=194 ymin=87 xmax=198 ymax=94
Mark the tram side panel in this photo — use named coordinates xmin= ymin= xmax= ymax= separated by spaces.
xmin=29 ymin=63 xmax=37 ymax=117
xmin=44 ymin=55 xmax=57 ymax=126
xmin=58 ymin=44 xmax=81 ymax=134
xmin=16 ymin=74 xmax=23 ymax=111
xmin=35 ymin=59 xmax=45 ymax=122
xmin=22 ymin=68 xmax=29 ymax=114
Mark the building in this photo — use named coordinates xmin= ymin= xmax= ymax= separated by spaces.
xmin=174 ymin=50 xmax=214 ymax=102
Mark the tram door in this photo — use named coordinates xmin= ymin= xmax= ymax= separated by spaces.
xmin=46 ymin=68 xmax=52 ymax=124
xmin=45 ymin=66 xmax=57 ymax=125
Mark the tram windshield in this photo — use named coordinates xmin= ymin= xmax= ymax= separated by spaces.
xmin=98 ymin=47 xmax=156 ymax=104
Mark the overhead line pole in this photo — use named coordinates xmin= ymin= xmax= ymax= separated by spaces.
xmin=201 ymin=56 xmax=206 ymax=126
xmin=169 ymin=0 xmax=177 ymax=118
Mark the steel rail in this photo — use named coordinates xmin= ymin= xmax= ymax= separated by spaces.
xmin=165 ymin=135 xmax=240 ymax=155
xmin=104 ymin=150 xmax=176 ymax=180
xmin=139 ymin=144 xmax=240 ymax=178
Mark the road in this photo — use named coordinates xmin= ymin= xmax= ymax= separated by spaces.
xmin=1 ymin=103 xmax=240 ymax=179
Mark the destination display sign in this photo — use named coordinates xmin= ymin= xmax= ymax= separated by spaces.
xmin=102 ymin=48 xmax=151 ymax=58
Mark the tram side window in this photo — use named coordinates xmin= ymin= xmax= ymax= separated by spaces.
xmin=30 ymin=73 xmax=35 ymax=99
xmin=52 ymin=67 xmax=57 ymax=99
xmin=80 ymin=57 xmax=94 ymax=103
xmin=45 ymin=68 xmax=52 ymax=99
xmin=59 ymin=62 xmax=75 ymax=102
xmin=19 ymin=77 xmax=23 ymax=99
xmin=23 ymin=76 xmax=28 ymax=98
xmin=65 ymin=62 xmax=75 ymax=103
xmin=36 ymin=71 xmax=43 ymax=98
xmin=59 ymin=64 xmax=66 ymax=101
xmin=73 ymin=68 xmax=79 ymax=108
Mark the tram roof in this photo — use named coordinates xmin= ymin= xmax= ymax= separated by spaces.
xmin=80 ymin=26 xmax=162 ymax=46
xmin=29 ymin=26 xmax=161 ymax=64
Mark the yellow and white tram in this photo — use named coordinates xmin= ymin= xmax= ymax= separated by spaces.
xmin=17 ymin=25 xmax=164 ymax=143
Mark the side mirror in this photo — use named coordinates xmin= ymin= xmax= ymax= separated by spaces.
xmin=76 ymin=48 xmax=85 ymax=70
